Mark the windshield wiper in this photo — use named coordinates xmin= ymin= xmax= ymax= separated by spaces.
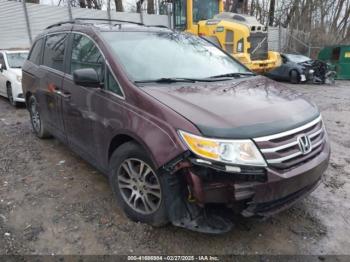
xmin=209 ymin=72 xmax=255 ymax=79
xmin=134 ymin=77 xmax=224 ymax=84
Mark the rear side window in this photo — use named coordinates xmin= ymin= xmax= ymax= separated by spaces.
xmin=43 ymin=33 xmax=67 ymax=72
xmin=29 ymin=38 xmax=44 ymax=65
xmin=70 ymin=34 xmax=105 ymax=81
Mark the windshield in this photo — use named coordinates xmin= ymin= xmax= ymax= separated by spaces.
xmin=193 ymin=0 xmax=219 ymax=23
xmin=285 ymin=54 xmax=311 ymax=63
xmin=102 ymin=32 xmax=249 ymax=82
xmin=6 ymin=52 xmax=28 ymax=68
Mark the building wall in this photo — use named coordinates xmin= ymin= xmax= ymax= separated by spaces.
xmin=0 ymin=0 xmax=169 ymax=49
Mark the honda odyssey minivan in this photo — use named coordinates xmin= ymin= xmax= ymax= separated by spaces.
xmin=22 ymin=19 xmax=330 ymax=234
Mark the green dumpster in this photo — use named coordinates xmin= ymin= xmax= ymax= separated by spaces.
xmin=318 ymin=45 xmax=350 ymax=80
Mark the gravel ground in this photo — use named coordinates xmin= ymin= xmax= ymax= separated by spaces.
xmin=0 ymin=81 xmax=349 ymax=255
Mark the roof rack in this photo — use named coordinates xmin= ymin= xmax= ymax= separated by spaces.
xmin=46 ymin=17 xmax=145 ymax=29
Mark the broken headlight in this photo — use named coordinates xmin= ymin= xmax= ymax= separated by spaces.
xmin=179 ymin=130 xmax=266 ymax=167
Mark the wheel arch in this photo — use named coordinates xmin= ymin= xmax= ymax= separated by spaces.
xmin=107 ymin=132 xmax=158 ymax=169
xmin=25 ymin=91 xmax=33 ymax=107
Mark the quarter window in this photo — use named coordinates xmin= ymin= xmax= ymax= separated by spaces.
xmin=106 ymin=68 xmax=123 ymax=97
xmin=0 ymin=53 xmax=5 ymax=69
xmin=70 ymin=34 xmax=104 ymax=81
xmin=29 ymin=38 xmax=44 ymax=65
xmin=43 ymin=33 xmax=67 ymax=71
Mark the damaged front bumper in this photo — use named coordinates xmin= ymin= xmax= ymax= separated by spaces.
xmin=300 ymin=60 xmax=336 ymax=84
xmin=160 ymin=138 xmax=330 ymax=234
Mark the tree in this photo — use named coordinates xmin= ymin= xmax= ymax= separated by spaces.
xmin=115 ymin=0 xmax=124 ymax=11
xmin=147 ymin=0 xmax=155 ymax=14
xmin=268 ymin=0 xmax=275 ymax=26
xmin=136 ymin=0 xmax=144 ymax=13
xmin=230 ymin=0 xmax=248 ymax=13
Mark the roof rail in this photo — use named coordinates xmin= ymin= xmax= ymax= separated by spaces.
xmin=46 ymin=20 xmax=74 ymax=29
xmin=46 ymin=18 xmax=144 ymax=29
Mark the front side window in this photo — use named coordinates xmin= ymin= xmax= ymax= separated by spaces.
xmin=70 ymin=34 xmax=104 ymax=81
xmin=29 ymin=39 xmax=44 ymax=65
xmin=106 ymin=68 xmax=123 ymax=97
xmin=102 ymin=31 xmax=249 ymax=82
xmin=6 ymin=52 xmax=29 ymax=68
xmin=43 ymin=33 xmax=67 ymax=72
xmin=193 ymin=0 xmax=219 ymax=23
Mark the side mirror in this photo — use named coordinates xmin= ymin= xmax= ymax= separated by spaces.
xmin=0 ymin=63 xmax=3 ymax=72
xmin=73 ymin=68 xmax=100 ymax=88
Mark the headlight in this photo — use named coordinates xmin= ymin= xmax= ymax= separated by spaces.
xmin=16 ymin=75 xmax=22 ymax=82
xmin=309 ymin=69 xmax=315 ymax=74
xmin=179 ymin=130 xmax=266 ymax=166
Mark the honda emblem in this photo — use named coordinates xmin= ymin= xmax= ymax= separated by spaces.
xmin=297 ymin=134 xmax=312 ymax=155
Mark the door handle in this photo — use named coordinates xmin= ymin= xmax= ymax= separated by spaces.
xmin=54 ymin=89 xmax=71 ymax=99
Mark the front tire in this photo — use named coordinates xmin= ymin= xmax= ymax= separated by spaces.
xmin=290 ymin=70 xmax=300 ymax=84
xmin=109 ymin=142 xmax=169 ymax=227
xmin=28 ymin=95 xmax=51 ymax=138
xmin=6 ymin=83 xmax=17 ymax=107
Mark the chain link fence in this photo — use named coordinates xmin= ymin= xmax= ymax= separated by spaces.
xmin=268 ymin=24 xmax=323 ymax=58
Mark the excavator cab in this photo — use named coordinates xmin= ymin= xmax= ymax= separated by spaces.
xmin=173 ymin=0 xmax=223 ymax=32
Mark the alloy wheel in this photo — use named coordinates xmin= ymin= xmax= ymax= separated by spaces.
xmin=7 ymin=86 xmax=14 ymax=106
xmin=30 ymin=99 xmax=41 ymax=133
xmin=117 ymin=158 xmax=162 ymax=215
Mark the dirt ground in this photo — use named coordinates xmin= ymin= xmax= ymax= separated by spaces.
xmin=0 ymin=81 xmax=350 ymax=255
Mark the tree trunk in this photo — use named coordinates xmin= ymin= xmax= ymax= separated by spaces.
xmin=282 ymin=0 xmax=299 ymax=28
xmin=230 ymin=0 xmax=239 ymax=12
xmin=231 ymin=0 xmax=248 ymax=14
xmin=224 ymin=0 xmax=231 ymax=11
xmin=268 ymin=0 xmax=275 ymax=26
xmin=136 ymin=0 xmax=144 ymax=13
xmin=249 ymin=0 xmax=255 ymax=16
xmin=86 ymin=0 xmax=92 ymax=9
xmin=115 ymin=0 xmax=124 ymax=12
xmin=147 ymin=0 xmax=155 ymax=14
xmin=79 ymin=0 xmax=86 ymax=8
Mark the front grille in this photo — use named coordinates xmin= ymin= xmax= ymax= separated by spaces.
xmin=253 ymin=116 xmax=325 ymax=171
xmin=248 ymin=32 xmax=268 ymax=60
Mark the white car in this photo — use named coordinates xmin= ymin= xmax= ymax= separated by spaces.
xmin=0 ymin=50 xmax=29 ymax=106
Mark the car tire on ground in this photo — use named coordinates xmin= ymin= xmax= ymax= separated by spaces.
xmin=6 ymin=83 xmax=18 ymax=107
xmin=290 ymin=70 xmax=300 ymax=84
xmin=109 ymin=141 xmax=169 ymax=227
xmin=28 ymin=95 xmax=51 ymax=139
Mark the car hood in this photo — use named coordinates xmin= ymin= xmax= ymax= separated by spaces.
xmin=141 ymin=76 xmax=320 ymax=139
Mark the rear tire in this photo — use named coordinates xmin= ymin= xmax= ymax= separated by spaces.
xmin=28 ymin=95 xmax=51 ymax=139
xmin=109 ymin=142 xmax=169 ymax=227
xmin=290 ymin=70 xmax=300 ymax=84
xmin=6 ymin=83 xmax=17 ymax=107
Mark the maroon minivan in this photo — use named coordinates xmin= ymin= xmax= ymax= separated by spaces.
xmin=22 ymin=19 xmax=330 ymax=234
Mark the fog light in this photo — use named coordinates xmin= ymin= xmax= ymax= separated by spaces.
xmin=225 ymin=165 xmax=241 ymax=173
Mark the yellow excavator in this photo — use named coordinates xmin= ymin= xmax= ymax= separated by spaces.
xmin=171 ymin=0 xmax=281 ymax=73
